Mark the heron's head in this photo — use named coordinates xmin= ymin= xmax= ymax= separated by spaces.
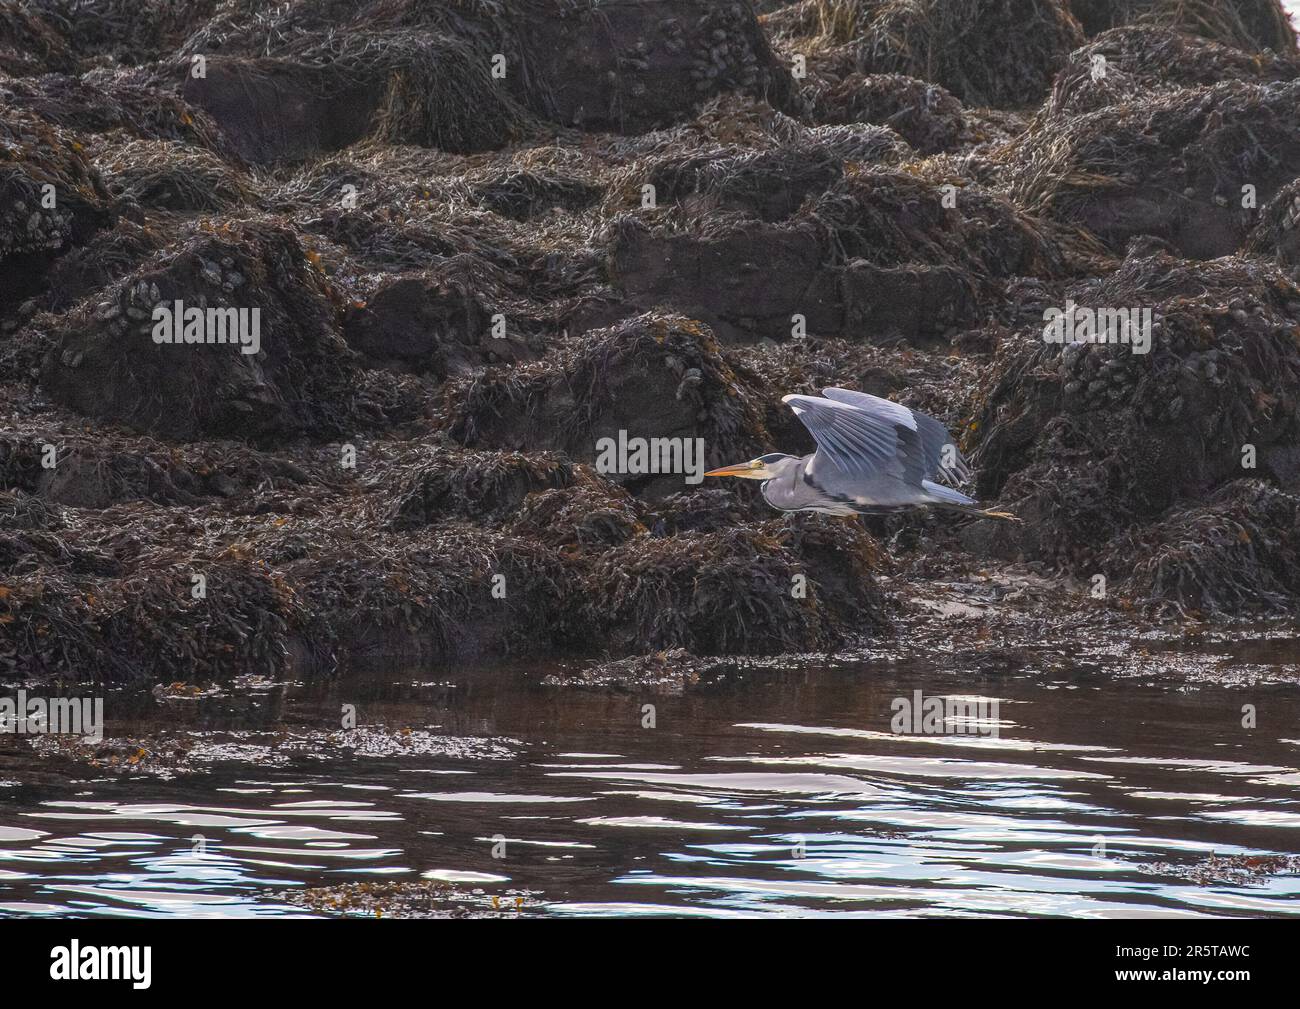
xmin=704 ymin=453 xmax=797 ymax=481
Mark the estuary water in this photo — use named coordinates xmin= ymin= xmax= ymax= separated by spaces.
xmin=2 ymin=637 xmax=1300 ymax=919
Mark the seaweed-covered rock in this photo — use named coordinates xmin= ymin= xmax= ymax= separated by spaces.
xmin=0 ymin=69 xmax=225 ymax=149
xmin=95 ymin=138 xmax=257 ymax=212
xmin=1244 ymin=179 xmax=1300 ymax=268
xmin=781 ymin=0 xmax=1084 ymax=108
xmin=174 ymin=0 xmax=538 ymax=157
xmin=1044 ymin=26 xmax=1300 ymax=119
xmin=803 ymin=122 xmax=911 ymax=163
xmin=1098 ymin=481 xmax=1300 ymax=616
xmin=283 ymin=527 xmax=591 ymax=664
xmin=34 ymin=448 xmax=206 ymax=510
xmin=645 ymin=145 xmax=844 ymax=222
xmin=515 ymin=0 xmax=800 ymax=131
xmin=24 ymin=218 xmax=171 ymax=316
xmin=385 ymin=448 xmax=574 ymax=530
xmin=586 ymin=517 xmax=883 ymax=655
xmin=179 ymin=57 xmax=386 ymax=164
xmin=508 ymin=470 xmax=646 ymax=548
xmin=44 ymin=0 xmax=221 ymax=66
xmin=338 ymin=269 xmax=536 ymax=376
xmin=608 ymin=216 xmax=835 ymax=343
xmin=808 ymin=73 xmax=967 ymax=153
xmin=175 ymin=0 xmax=795 ymax=159
xmin=1068 ymin=0 xmax=1298 ymax=55
xmin=646 ymin=486 xmax=768 ymax=535
xmin=1010 ymin=80 xmax=1300 ymax=258
xmin=0 ymin=554 xmax=306 ymax=682
xmin=8 ymin=0 xmax=1300 ymax=683
xmin=0 ymin=0 xmax=78 ymax=76
xmin=0 ymin=0 xmax=222 ymax=75
xmin=448 ymin=312 xmax=771 ymax=497
xmin=13 ymin=437 xmax=316 ymax=510
xmin=612 ymin=168 xmax=1060 ymax=342
xmin=39 ymin=221 xmax=358 ymax=443
xmin=0 ymin=110 xmax=114 ymax=305
xmin=343 ymin=278 xmax=456 ymax=375
xmin=969 ymin=251 xmax=1300 ymax=570
xmin=472 ymin=169 xmax=603 ymax=220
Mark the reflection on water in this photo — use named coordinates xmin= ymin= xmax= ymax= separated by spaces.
xmin=3 ymin=644 xmax=1300 ymax=918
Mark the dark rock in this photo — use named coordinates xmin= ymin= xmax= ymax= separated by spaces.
xmin=448 ymin=312 xmax=771 ymax=498
xmin=39 ymin=221 xmax=358 ymax=443
xmin=809 ymin=73 xmax=967 ymax=154
xmin=1010 ymin=79 xmax=1300 ymax=258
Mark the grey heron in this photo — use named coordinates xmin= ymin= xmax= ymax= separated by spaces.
xmin=704 ymin=388 xmax=1018 ymax=521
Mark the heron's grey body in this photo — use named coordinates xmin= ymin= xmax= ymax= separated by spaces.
xmin=757 ymin=453 xmax=974 ymax=515
xmin=713 ymin=387 xmax=985 ymax=516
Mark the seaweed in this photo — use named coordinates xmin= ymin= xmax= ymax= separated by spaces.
xmin=37 ymin=220 xmax=361 ymax=443
xmin=587 ymin=515 xmax=883 ymax=655
xmin=783 ymin=0 xmax=1085 ymax=108
xmin=1103 ymin=481 xmax=1300 ymax=616
xmin=1007 ymin=79 xmax=1300 ymax=258
xmin=968 ymin=249 xmax=1300 ymax=602
xmin=1244 ymin=178 xmax=1300 ymax=268
xmin=611 ymin=166 xmax=1061 ymax=342
xmin=95 ymin=138 xmax=258 ymax=213
xmin=446 ymin=311 xmax=772 ymax=495
xmin=0 ymin=109 xmax=115 ymax=308
xmin=807 ymin=72 xmax=967 ymax=153
xmin=1043 ymin=26 xmax=1300 ymax=119
xmin=1068 ymin=0 xmax=1298 ymax=55
xmin=384 ymin=446 xmax=575 ymax=529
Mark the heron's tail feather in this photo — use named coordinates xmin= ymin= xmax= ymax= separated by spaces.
xmin=920 ymin=480 xmax=975 ymax=506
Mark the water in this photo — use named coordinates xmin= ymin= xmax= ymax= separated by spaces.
xmin=3 ymin=640 xmax=1300 ymax=918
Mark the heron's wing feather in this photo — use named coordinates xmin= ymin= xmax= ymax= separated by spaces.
xmin=821 ymin=388 xmax=970 ymax=486
xmin=782 ymin=394 xmax=915 ymax=484
xmin=820 ymin=388 xmax=916 ymax=428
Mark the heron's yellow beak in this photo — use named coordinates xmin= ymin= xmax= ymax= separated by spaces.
xmin=704 ymin=459 xmax=773 ymax=480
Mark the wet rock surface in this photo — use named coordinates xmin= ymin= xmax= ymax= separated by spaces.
xmin=2 ymin=0 xmax=1300 ymax=683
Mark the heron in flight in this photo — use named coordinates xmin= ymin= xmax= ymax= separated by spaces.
xmin=704 ymin=388 xmax=1018 ymax=521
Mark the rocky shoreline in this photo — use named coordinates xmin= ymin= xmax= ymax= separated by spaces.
xmin=2 ymin=0 xmax=1299 ymax=684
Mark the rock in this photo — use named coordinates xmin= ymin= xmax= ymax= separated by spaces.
xmin=1067 ymin=0 xmax=1298 ymax=55
xmin=1009 ymin=79 xmax=1300 ymax=258
xmin=447 ymin=312 xmax=771 ymax=498
xmin=39 ymin=221 xmax=358 ymax=443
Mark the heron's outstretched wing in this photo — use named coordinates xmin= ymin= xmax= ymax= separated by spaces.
xmin=782 ymin=394 xmax=916 ymax=486
xmin=781 ymin=391 xmax=968 ymax=489
xmin=819 ymin=388 xmax=970 ymax=486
